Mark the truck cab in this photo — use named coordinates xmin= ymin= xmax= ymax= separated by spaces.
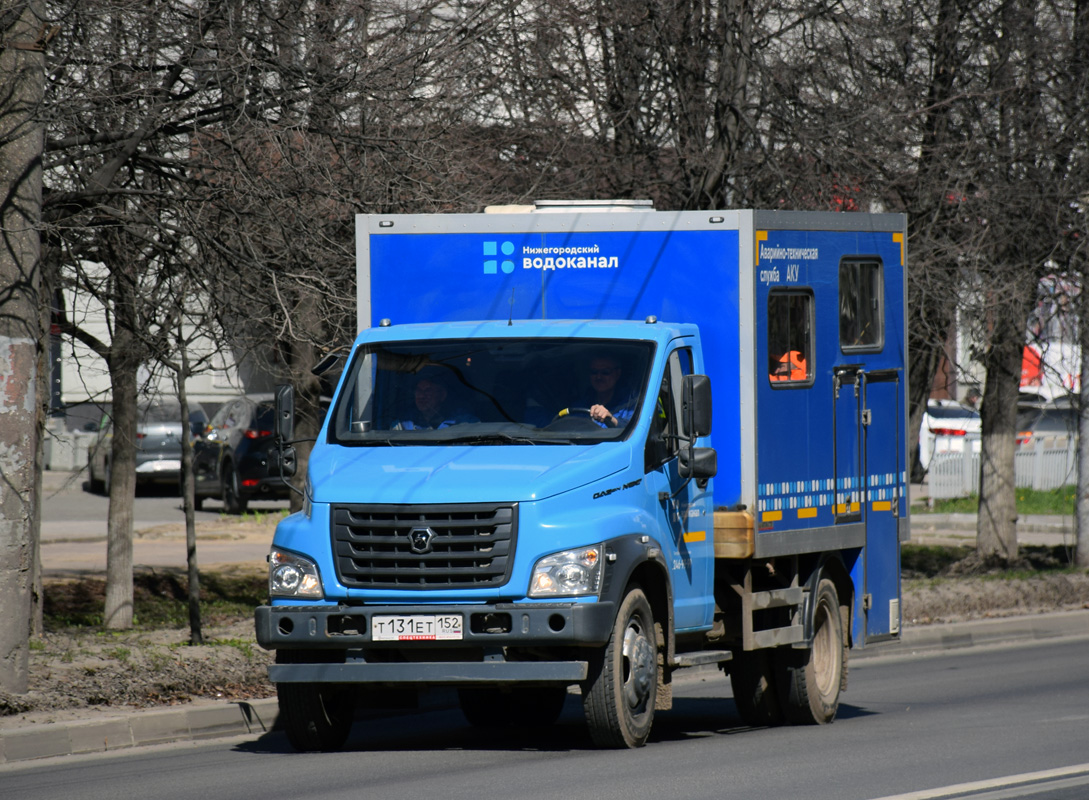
xmin=258 ymin=318 xmax=716 ymax=748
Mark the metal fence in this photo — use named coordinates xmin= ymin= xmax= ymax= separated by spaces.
xmin=928 ymin=434 xmax=1077 ymax=499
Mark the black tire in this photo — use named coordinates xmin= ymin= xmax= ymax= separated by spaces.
xmin=582 ymin=586 xmax=658 ymax=748
xmin=277 ymin=681 xmax=355 ymax=752
xmin=222 ymin=463 xmax=248 ymax=514
xmin=88 ymin=461 xmax=104 ymax=494
xmin=729 ymin=649 xmax=784 ymax=727
xmin=193 ymin=493 xmax=204 ymax=511
xmin=458 ymin=687 xmax=568 ymax=728
xmin=103 ymin=461 xmax=112 ymax=496
xmin=775 ymin=578 xmax=846 ymax=725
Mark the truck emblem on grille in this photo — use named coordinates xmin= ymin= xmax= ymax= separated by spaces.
xmin=408 ymin=526 xmax=436 ymax=554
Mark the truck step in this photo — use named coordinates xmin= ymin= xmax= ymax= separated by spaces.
xmin=750 ymin=586 xmax=804 ymax=610
xmin=751 ymin=625 xmax=804 ymax=649
xmin=670 ymin=650 xmax=733 ymax=668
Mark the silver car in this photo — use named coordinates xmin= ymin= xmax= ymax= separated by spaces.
xmin=88 ymin=399 xmax=208 ymax=494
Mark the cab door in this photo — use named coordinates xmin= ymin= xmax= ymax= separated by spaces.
xmin=642 ymin=347 xmax=714 ymax=632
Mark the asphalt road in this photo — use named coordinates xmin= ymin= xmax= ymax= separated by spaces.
xmin=2 ymin=638 xmax=1087 ymax=800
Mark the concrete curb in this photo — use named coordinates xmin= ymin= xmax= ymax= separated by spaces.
xmin=863 ymin=608 xmax=1089 ymax=659
xmin=0 ymin=699 xmax=277 ymax=765
xmin=3 ymin=610 xmax=1086 ymax=765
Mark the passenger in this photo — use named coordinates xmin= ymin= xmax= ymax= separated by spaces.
xmin=587 ymin=356 xmax=636 ymax=428
xmin=770 ymin=350 xmax=807 ymax=382
xmin=393 ymin=374 xmax=474 ymax=430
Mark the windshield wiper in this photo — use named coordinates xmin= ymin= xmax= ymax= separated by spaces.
xmin=444 ymin=433 xmax=544 ymax=445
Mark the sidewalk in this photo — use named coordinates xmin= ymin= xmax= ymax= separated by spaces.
xmin=2 ymin=609 xmax=1086 ymax=765
xmin=908 ymin=481 xmax=1077 ymax=548
xmin=909 ymin=512 xmax=1075 ymax=548
xmin=38 ymin=469 xmax=277 ymax=577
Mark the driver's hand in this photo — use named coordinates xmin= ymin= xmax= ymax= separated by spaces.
xmin=590 ymin=404 xmax=616 ymax=426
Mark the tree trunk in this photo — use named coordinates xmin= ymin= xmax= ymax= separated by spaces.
xmin=1072 ymin=0 xmax=1089 ymax=570
xmin=976 ymin=299 xmax=1025 ymax=563
xmin=1076 ymin=274 xmax=1089 ymax=569
xmin=177 ymin=347 xmax=203 ymax=644
xmin=0 ymin=0 xmax=45 ymax=694
xmin=103 ymin=327 xmax=140 ymax=629
xmin=285 ymin=291 xmax=324 ymax=514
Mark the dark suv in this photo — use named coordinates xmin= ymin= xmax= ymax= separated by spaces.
xmin=193 ymin=393 xmax=289 ymax=513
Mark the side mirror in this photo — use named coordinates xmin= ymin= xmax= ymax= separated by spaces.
xmin=268 ymin=445 xmax=297 ymax=478
xmin=681 ymin=374 xmax=712 ymax=439
xmin=274 ymin=384 xmax=295 ymax=443
xmin=679 ymin=446 xmax=717 ymax=481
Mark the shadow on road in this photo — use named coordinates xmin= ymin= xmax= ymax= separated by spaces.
xmin=231 ymin=695 xmax=878 ymax=755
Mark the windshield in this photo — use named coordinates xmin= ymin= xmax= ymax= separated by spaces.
xmin=329 ymin=337 xmax=655 ymax=445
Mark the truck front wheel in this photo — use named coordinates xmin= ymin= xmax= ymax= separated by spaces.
xmin=582 ymin=585 xmax=658 ymax=748
xmin=776 ymin=578 xmax=846 ymax=724
xmin=275 ymin=651 xmax=354 ymax=751
xmin=278 ymin=681 xmax=355 ymax=752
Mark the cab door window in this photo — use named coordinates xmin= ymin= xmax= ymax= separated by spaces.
xmin=645 ymin=348 xmax=693 ymax=471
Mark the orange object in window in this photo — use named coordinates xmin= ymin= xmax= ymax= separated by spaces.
xmin=771 ymin=350 xmax=807 ymax=381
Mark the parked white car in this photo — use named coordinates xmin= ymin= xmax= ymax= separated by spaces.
xmin=918 ymin=399 xmax=981 ymax=473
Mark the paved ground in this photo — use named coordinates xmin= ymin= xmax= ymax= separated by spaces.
xmin=3 ymin=609 xmax=1087 ymax=766
xmin=4 ymin=470 xmax=1082 ymax=766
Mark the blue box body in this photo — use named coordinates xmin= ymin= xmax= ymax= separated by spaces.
xmin=268 ymin=208 xmax=907 ymax=648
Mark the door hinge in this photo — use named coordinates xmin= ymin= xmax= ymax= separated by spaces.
xmin=861 ymin=409 xmax=872 ymax=426
xmin=863 ymin=593 xmax=873 ymax=611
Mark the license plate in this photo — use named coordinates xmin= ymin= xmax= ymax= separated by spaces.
xmin=371 ymin=614 xmax=463 ymax=642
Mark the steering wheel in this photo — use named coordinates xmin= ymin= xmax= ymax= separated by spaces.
xmin=551 ymin=406 xmax=593 ymax=423
xmin=545 ymin=406 xmax=602 ymax=431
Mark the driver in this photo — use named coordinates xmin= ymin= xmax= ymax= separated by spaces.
xmin=393 ymin=373 xmax=474 ymax=430
xmin=587 ymin=356 xmax=635 ymax=428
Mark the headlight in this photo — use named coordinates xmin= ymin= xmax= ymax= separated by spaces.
xmin=529 ymin=544 xmax=604 ymax=598
xmin=269 ymin=549 xmax=323 ymax=599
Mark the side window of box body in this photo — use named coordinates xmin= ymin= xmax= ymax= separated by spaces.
xmin=768 ymin=290 xmax=815 ymax=388
xmin=839 ymin=258 xmax=884 ymax=352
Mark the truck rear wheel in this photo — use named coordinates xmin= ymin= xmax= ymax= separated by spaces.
xmin=776 ymin=578 xmax=845 ymax=725
xmin=728 ymin=649 xmax=783 ymax=727
xmin=458 ymin=687 xmax=567 ymax=728
xmin=582 ymin=585 xmax=658 ymax=748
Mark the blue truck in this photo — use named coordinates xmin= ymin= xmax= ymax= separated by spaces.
xmin=256 ymin=200 xmax=908 ymax=751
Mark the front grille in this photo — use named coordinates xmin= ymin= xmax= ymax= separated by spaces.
xmin=331 ymin=503 xmax=517 ymax=589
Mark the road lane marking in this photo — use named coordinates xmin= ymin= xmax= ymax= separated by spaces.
xmin=867 ymin=764 xmax=1089 ymax=800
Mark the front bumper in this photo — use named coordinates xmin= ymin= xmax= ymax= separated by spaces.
xmin=256 ymin=601 xmax=616 ymax=685
xmin=256 ymin=600 xmax=616 ymax=650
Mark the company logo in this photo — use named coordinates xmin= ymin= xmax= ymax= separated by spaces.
xmin=484 ymin=241 xmax=516 ymax=275
xmin=408 ymin=526 xmax=436 ymax=554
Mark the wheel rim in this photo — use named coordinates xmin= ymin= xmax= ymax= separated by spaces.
xmin=621 ymin=614 xmax=655 ymax=714
xmin=811 ymin=597 xmax=840 ymax=698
